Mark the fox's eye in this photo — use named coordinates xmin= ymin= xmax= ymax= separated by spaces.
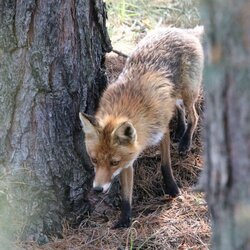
xmin=91 ymin=158 xmax=97 ymax=164
xmin=110 ymin=160 xmax=120 ymax=166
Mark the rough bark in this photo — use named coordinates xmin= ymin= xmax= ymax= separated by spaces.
xmin=0 ymin=0 xmax=111 ymax=244
xmin=199 ymin=0 xmax=250 ymax=249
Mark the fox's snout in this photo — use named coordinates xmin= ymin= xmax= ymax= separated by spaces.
xmin=93 ymin=186 xmax=103 ymax=193
xmin=92 ymin=166 xmax=124 ymax=193
xmin=93 ymin=181 xmax=111 ymax=193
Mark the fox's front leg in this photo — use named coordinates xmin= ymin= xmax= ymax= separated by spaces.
xmin=113 ymin=165 xmax=134 ymax=228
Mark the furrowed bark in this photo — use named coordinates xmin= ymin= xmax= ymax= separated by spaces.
xmin=0 ymin=0 xmax=111 ymax=244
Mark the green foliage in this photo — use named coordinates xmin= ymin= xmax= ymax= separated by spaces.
xmin=105 ymin=0 xmax=201 ymax=52
xmin=106 ymin=0 xmax=201 ymax=39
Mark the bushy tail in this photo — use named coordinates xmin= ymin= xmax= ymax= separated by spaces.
xmin=189 ymin=26 xmax=204 ymax=40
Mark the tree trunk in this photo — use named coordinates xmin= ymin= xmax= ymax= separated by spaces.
xmin=0 ymin=0 xmax=111 ymax=245
xmin=200 ymin=1 xmax=250 ymax=249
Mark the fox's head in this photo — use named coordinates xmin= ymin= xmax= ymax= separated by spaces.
xmin=79 ymin=112 xmax=139 ymax=193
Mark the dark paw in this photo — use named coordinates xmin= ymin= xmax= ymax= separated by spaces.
xmin=165 ymin=181 xmax=181 ymax=197
xmin=179 ymin=139 xmax=191 ymax=156
xmin=112 ymin=217 xmax=131 ymax=229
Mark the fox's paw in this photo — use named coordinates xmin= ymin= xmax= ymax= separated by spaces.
xmin=112 ymin=217 xmax=131 ymax=229
xmin=178 ymin=139 xmax=191 ymax=156
xmin=165 ymin=182 xmax=181 ymax=198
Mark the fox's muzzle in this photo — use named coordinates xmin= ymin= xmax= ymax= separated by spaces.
xmin=93 ymin=166 xmax=124 ymax=193
xmin=93 ymin=186 xmax=103 ymax=193
xmin=93 ymin=181 xmax=111 ymax=193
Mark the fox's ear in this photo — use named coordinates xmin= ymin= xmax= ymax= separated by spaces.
xmin=112 ymin=121 xmax=137 ymax=145
xmin=79 ymin=112 xmax=98 ymax=138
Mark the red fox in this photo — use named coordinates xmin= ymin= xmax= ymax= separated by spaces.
xmin=79 ymin=26 xmax=204 ymax=228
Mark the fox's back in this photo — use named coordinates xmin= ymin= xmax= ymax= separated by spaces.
xmin=119 ymin=26 xmax=204 ymax=93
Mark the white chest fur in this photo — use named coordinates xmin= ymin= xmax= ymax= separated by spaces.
xmin=148 ymin=131 xmax=164 ymax=146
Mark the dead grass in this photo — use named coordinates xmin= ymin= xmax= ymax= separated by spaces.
xmin=106 ymin=0 xmax=201 ymax=54
xmin=21 ymin=191 xmax=209 ymax=250
xmin=20 ymin=53 xmax=211 ymax=250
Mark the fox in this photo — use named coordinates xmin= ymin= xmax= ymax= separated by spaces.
xmin=79 ymin=26 xmax=204 ymax=228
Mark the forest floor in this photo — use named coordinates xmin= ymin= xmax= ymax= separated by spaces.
xmin=21 ymin=1 xmax=211 ymax=249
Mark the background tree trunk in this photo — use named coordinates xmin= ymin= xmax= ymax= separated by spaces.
xmin=200 ymin=0 xmax=250 ymax=249
xmin=0 ymin=0 xmax=111 ymax=244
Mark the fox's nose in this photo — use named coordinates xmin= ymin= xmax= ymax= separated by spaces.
xmin=93 ymin=186 xmax=103 ymax=193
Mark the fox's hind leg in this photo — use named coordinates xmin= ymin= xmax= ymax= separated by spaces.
xmin=179 ymin=98 xmax=199 ymax=155
xmin=174 ymin=99 xmax=187 ymax=142
xmin=178 ymin=56 xmax=202 ymax=155
xmin=160 ymin=130 xmax=180 ymax=197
